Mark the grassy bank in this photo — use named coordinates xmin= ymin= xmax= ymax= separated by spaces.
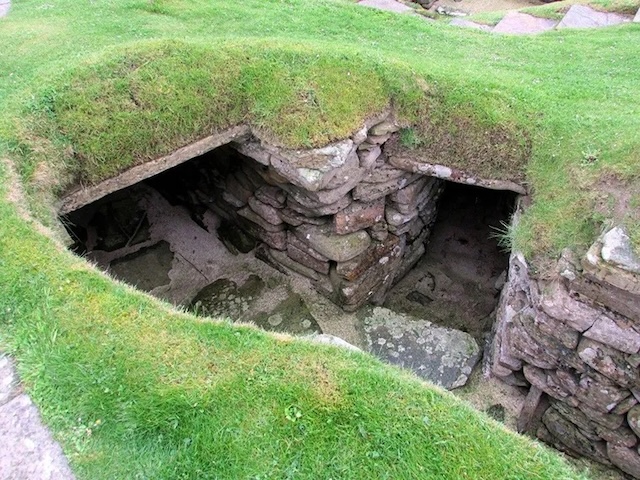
xmin=0 ymin=0 xmax=638 ymax=477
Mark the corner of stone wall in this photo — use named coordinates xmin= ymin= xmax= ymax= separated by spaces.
xmin=490 ymin=226 xmax=640 ymax=478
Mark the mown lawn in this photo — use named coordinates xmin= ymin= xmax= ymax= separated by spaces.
xmin=0 ymin=0 xmax=637 ymax=478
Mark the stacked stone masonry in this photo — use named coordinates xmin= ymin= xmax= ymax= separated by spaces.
xmin=175 ymin=116 xmax=444 ymax=311
xmin=491 ymin=226 xmax=640 ymax=478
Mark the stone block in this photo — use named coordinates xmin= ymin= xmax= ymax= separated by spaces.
xmin=237 ymin=206 xmax=284 ymax=233
xmin=236 ymin=217 xmax=286 ymax=250
xmin=368 ymin=221 xmax=389 ymax=242
xmin=361 ymin=163 xmax=407 ymax=184
xmin=535 ymin=311 xmax=580 ymax=350
xmin=538 ymin=281 xmax=599 ymax=332
xmin=575 ymin=372 xmax=631 ymax=413
xmin=542 ymin=407 xmax=610 ymax=464
xmin=551 ymin=400 xmax=599 ymax=438
xmin=578 ymin=402 xmax=625 ymax=431
xmin=570 ymin=274 xmax=640 ymax=323
xmin=385 ymin=205 xmax=419 ymax=227
xmin=221 ymin=190 xmax=246 ymax=209
xmin=254 ymin=185 xmax=286 ymax=209
xmin=601 ymin=226 xmax=640 ymax=274
xmin=284 ymin=171 xmax=362 ymax=208
xmin=339 ymin=238 xmax=405 ymax=309
xmin=583 ymin=314 xmax=640 ymax=355
xmin=248 ymin=196 xmax=283 ymax=226
xmin=334 ymin=199 xmax=385 ymax=235
xmin=366 ymin=133 xmax=392 ymax=145
xmin=293 ymin=224 xmax=371 ymax=263
xmin=266 ymin=139 xmax=356 ymax=191
xmin=268 ymin=248 xmax=321 ymax=281
xmin=578 ymin=337 xmax=637 ymax=388
xmin=629 ymin=405 xmax=640 ymax=438
xmin=509 ymin=312 xmax=583 ymax=371
xmin=336 ymin=234 xmax=401 ymax=282
xmin=352 ymin=173 xmax=420 ymax=202
xmin=287 ymin=194 xmax=352 ymax=217
xmin=369 ymin=120 xmax=399 ymax=136
xmin=595 ymin=424 xmax=637 ymax=448
xmin=389 ymin=176 xmax=437 ymax=205
xmin=287 ymin=243 xmax=330 ymax=275
xmin=357 ymin=146 xmax=382 ymax=170
xmin=523 ymin=365 xmax=576 ymax=404
xmin=583 ymin=240 xmax=640 ymax=296
xmin=286 ymin=232 xmax=329 ymax=262
xmin=279 ymin=208 xmax=328 ymax=227
xmin=607 ymin=443 xmax=640 ymax=478
xmin=612 ymin=395 xmax=638 ymax=415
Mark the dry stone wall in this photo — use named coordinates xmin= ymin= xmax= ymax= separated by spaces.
xmin=491 ymin=226 xmax=640 ymax=478
xmin=193 ymin=117 xmax=445 ymax=311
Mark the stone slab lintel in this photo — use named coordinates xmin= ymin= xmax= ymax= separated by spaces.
xmin=388 ymin=154 xmax=527 ymax=194
xmin=58 ymin=125 xmax=251 ymax=214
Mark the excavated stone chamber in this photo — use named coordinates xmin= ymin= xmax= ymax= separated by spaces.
xmin=60 ymin=117 xmax=520 ymax=316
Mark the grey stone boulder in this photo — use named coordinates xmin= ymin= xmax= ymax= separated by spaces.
xmin=600 ymin=226 xmax=640 ymax=274
xmin=363 ymin=307 xmax=480 ymax=389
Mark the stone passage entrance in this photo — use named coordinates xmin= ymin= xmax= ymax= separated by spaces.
xmin=60 ymin=122 xmax=518 ymax=388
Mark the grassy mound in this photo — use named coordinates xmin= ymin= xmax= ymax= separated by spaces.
xmin=0 ymin=0 xmax=638 ymax=477
xmin=0 ymin=161 xmax=586 ymax=478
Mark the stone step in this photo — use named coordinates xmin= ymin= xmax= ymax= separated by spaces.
xmin=557 ymin=4 xmax=633 ymax=29
xmin=634 ymin=7 xmax=640 ymax=23
xmin=493 ymin=11 xmax=558 ymax=35
xmin=357 ymin=0 xmax=412 ymax=13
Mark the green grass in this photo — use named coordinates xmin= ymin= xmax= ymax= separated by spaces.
xmin=0 ymin=0 xmax=639 ymax=477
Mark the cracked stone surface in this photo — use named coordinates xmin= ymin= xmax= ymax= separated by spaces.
xmin=0 ymin=355 xmax=75 ymax=480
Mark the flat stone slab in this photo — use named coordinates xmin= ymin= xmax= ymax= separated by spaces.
xmin=363 ymin=307 xmax=480 ymax=389
xmin=449 ymin=18 xmax=493 ymax=32
xmin=0 ymin=355 xmax=75 ymax=480
xmin=358 ymin=0 xmax=413 ymax=13
xmin=557 ymin=4 xmax=632 ymax=29
xmin=634 ymin=7 xmax=640 ymax=22
xmin=493 ymin=12 xmax=557 ymax=35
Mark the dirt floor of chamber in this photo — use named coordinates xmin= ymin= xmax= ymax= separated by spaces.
xmin=384 ymin=182 xmax=513 ymax=342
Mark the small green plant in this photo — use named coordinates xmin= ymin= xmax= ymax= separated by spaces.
xmin=490 ymin=220 xmax=516 ymax=252
xmin=399 ymin=127 xmax=422 ymax=149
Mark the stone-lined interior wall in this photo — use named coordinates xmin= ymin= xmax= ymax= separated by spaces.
xmin=144 ymin=120 xmax=445 ymax=311
xmin=491 ymin=227 xmax=640 ymax=478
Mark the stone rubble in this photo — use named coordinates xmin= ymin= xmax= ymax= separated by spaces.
xmin=490 ymin=226 xmax=640 ymax=478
